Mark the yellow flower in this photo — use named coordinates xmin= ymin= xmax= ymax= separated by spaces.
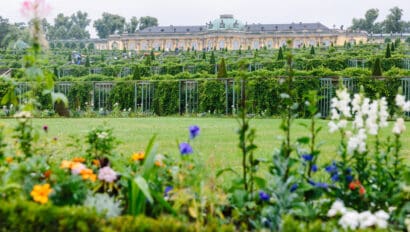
xmin=92 ymin=159 xmax=101 ymax=167
xmin=5 ymin=157 xmax=13 ymax=163
xmin=72 ymin=157 xmax=85 ymax=163
xmin=132 ymin=151 xmax=145 ymax=161
xmin=80 ymin=168 xmax=97 ymax=182
xmin=60 ymin=160 xmax=74 ymax=169
xmin=30 ymin=183 xmax=52 ymax=204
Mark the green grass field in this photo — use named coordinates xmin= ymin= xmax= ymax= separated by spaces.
xmin=1 ymin=117 xmax=409 ymax=172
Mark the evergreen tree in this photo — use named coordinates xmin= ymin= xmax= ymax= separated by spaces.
xmin=85 ymin=56 xmax=90 ymax=67
xmin=150 ymin=50 xmax=155 ymax=61
xmin=53 ymin=67 xmax=59 ymax=78
xmin=217 ymin=58 xmax=227 ymax=78
xmin=210 ymin=51 xmax=216 ymax=65
xmin=238 ymin=48 xmax=242 ymax=55
xmin=394 ymin=38 xmax=401 ymax=48
xmin=101 ymin=53 xmax=105 ymax=61
xmin=385 ymin=43 xmax=391 ymax=58
xmin=202 ymin=51 xmax=206 ymax=60
xmin=310 ymin=46 xmax=315 ymax=55
xmin=390 ymin=42 xmax=395 ymax=52
xmin=132 ymin=65 xmax=141 ymax=80
xmin=302 ymin=44 xmax=306 ymax=49
xmin=372 ymin=57 xmax=383 ymax=76
xmin=277 ymin=47 xmax=284 ymax=60
xmin=145 ymin=54 xmax=152 ymax=66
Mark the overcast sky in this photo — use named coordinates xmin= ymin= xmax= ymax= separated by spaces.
xmin=0 ymin=0 xmax=409 ymax=37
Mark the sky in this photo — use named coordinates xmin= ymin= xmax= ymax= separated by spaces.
xmin=0 ymin=0 xmax=409 ymax=38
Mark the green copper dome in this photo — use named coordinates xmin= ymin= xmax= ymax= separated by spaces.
xmin=207 ymin=15 xmax=244 ymax=31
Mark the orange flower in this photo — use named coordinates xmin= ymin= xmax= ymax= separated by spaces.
xmin=44 ymin=170 xmax=52 ymax=179
xmin=154 ymin=160 xmax=165 ymax=167
xmin=80 ymin=168 xmax=96 ymax=182
xmin=359 ymin=186 xmax=366 ymax=196
xmin=349 ymin=180 xmax=361 ymax=190
xmin=5 ymin=157 xmax=13 ymax=163
xmin=72 ymin=157 xmax=85 ymax=163
xmin=30 ymin=183 xmax=53 ymax=204
xmin=132 ymin=151 xmax=145 ymax=161
xmin=60 ymin=160 xmax=74 ymax=169
xmin=92 ymin=159 xmax=101 ymax=167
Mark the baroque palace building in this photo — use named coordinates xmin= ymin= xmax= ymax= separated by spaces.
xmin=94 ymin=14 xmax=367 ymax=51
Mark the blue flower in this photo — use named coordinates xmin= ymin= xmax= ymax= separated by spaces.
xmin=307 ymin=179 xmax=328 ymax=189
xmin=325 ymin=162 xmax=338 ymax=174
xmin=346 ymin=175 xmax=354 ymax=182
xmin=290 ymin=183 xmax=298 ymax=192
xmin=331 ymin=174 xmax=339 ymax=182
xmin=259 ymin=191 xmax=270 ymax=201
xmin=164 ymin=186 xmax=173 ymax=196
xmin=315 ymin=182 xmax=329 ymax=189
xmin=346 ymin=168 xmax=352 ymax=174
xmin=311 ymin=164 xmax=318 ymax=172
xmin=179 ymin=142 xmax=193 ymax=155
xmin=308 ymin=179 xmax=316 ymax=186
xmin=189 ymin=125 xmax=200 ymax=139
xmin=301 ymin=154 xmax=313 ymax=162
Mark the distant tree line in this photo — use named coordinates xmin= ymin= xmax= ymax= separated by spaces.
xmin=349 ymin=7 xmax=410 ymax=33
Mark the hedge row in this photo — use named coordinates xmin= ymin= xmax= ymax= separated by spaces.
xmin=1 ymin=76 xmax=404 ymax=117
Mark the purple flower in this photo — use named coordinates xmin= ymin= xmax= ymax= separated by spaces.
xmin=290 ymin=183 xmax=298 ymax=192
xmin=301 ymin=154 xmax=313 ymax=162
xmin=189 ymin=125 xmax=200 ymax=139
xmin=43 ymin=125 xmax=48 ymax=132
xmin=259 ymin=191 xmax=270 ymax=201
xmin=308 ymin=179 xmax=316 ymax=186
xmin=311 ymin=164 xmax=318 ymax=172
xmin=179 ymin=142 xmax=193 ymax=155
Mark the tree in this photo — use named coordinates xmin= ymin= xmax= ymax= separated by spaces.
xmin=150 ymin=50 xmax=155 ymax=61
xmin=47 ymin=11 xmax=90 ymax=40
xmin=350 ymin=8 xmax=379 ymax=32
xmin=132 ymin=65 xmax=141 ymax=80
xmin=310 ymin=46 xmax=315 ymax=55
xmin=85 ymin=56 xmax=90 ymax=67
xmin=209 ymin=51 xmax=216 ymax=65
xmin=391 ymin=42 xmax=395 ymax=52
xmin=202 ymin=51 xmax=206 ymax=60
xmin=217 ymin=58 xmax=227 ymax=78
xmin=383 ymin=7 xmax=404 ymax=33
xmin=385 ymin=43 xmax=391 ymax=58
xmin=277 ymin=47 xmax=284 ymax=60
xmin=372 ymin=57 xmax=382 ymax=76
xmin=139 ymin=16 xmax=158 ymax=30
xmin=94 ymin=13 xmax=126 ymax=38
xmin=126 ymin=16 xmax=139 ymax=33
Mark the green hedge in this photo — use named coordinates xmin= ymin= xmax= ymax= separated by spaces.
xmin=0 ymin=200 xmax=236 ymax=232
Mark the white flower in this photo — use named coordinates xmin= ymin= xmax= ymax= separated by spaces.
xmin=71 ymin=163 xmax=86 ymax=175
xmin=14 ymin=111 xmax=32 ymax=119
xmin=395 ymin=94 xmax=406 ymax=109
xmin=347 ymin=128 xmax=367 ymax=154
xmin=98 ymin=166 xmax=117 ymax=183
xmin=97 ymin=132 xmax=109 ymax=139
xmin=374 ymin=210 xmax=389 ymax=229
xmin=327 ymin=200 xmax=346 ymax=217
xmin=339 ymin=210 xmax=359 ymax=230
xmin=338 ymin=120 xmax=348 ymax=129
xmin=328 ymin=121 xmax=339 ymax=133
xmin=392 ymin=118 xmax=406 ymax=135
xmin=359 ymin=211 xmax=377 ymax=228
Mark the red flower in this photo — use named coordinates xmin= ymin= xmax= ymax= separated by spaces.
xmin=359 ymin=186 xmax=366 ymax=196
xmin=349 ymin=180 xmax=366 ymax=196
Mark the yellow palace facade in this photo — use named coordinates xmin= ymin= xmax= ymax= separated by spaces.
xmin=95 ymin=15 xmax=367 ymax=51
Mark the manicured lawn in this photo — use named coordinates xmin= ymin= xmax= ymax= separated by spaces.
xmin=1 ymin=117 xmax=409 ymax=171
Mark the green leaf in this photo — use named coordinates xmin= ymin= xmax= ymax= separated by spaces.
xmin=297 ymin=136 xmax=310 ymax=144
xmin=216 ymin=168 xmax=240 ymax=178
xmin=134 ymin=175 xmax=153 ymax=203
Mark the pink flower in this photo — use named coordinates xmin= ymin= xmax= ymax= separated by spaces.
xmin=98 ymin=166 xmax=118 ymax=183
xmin=20 ymin=0 xmax=51 ymax=19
